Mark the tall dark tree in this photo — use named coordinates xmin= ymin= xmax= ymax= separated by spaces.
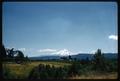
xmin=93 ymin=49 xmax=107 ymax=71
xmin=7 ymin=48 xmax=14 ymax=58
xmin=25 ymin=55 xmax=29 ymax=61
xmin=15 ymin=50 xmax=24 ymax=64
xmin=17 ymin=51 xmax=24 ymax=58
xmin=1 ymin=44 xmax=7 ymax=79
xmin=68 ymin=55 xmax=72 ymax=61
xmin=1 ymin=44 xmax=7 ymax=59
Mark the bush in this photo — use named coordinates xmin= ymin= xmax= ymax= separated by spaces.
xmin=28 ymin=64 xmax=69 ymax=79
xmin=67 ymin=62 xmax=82 ymax=77
xmin=3 ymin=65 xmax=15 ymax=79
xmin=28 ymin=66 xmax=40 ymax=79
xmin=92 ymin=49 xmax=117 ymax=73
xmin=29 ymin=63 xmax=74 ymax=79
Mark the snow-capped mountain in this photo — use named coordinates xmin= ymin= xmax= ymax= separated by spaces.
xmin=53 ymin=49 xmax=72 ymax=56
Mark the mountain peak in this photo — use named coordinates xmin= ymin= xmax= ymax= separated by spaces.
xmin=55 ymin=49 xmax=72 ymax=56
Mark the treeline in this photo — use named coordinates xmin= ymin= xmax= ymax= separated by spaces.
xmin=28 ymin=49 xmax=117 ymax=79
xmin=1 ymin=44 xmax=30 ymax=64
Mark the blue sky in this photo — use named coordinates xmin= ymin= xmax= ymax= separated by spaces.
xmin=3 ymin=2 xmax=117 ymax=57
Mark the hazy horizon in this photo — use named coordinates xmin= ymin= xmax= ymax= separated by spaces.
xmin=3 ymin=2 xmax=117 ymax=57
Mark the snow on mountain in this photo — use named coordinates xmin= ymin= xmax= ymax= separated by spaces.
xmin=54 ymin=49 xmax=72 ymax=56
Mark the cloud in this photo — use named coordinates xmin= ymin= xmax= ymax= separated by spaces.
xmin=38 ymin=49 xmax=57 ymax=53
xmin=108 ymin=35 xmax=118 ymax=40
xmin=18 ymin=48 xmax=26 ymax=51
xmin=90 ymin=50 xmax=96 ymax=54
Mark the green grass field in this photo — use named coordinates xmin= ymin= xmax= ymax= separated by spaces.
xmin=3 ymin=61 xmax=117 ymax=79
xmin=3 ymin=61 xmax=71 ymax=79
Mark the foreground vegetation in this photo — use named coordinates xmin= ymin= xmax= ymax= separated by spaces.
xmin=3 ymin=60 xmax=117 ymax=79
xmin=1 ymin=44 xmax=118 ymax=79
xmin=3 ymin=61 xmax=71 ymax=79
xmin=68 ymin=72 xmax=117 ymax=79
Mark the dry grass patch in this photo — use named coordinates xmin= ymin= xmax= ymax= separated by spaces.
xmin=69 ymin=72 xmax=117 ymax=79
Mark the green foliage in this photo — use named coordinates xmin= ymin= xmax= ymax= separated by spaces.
xmin=92 ymin=49 xmax=117 ymax=73
xmin=2 ymin=45 xmax=30 ymax=64
xmin=28 ymin=67 xmax=40 ymax=79
xmin=68 ymin=62 xmax=82 ymax=76
xmin=16 ymin=51 xmax=24 ymax=58
xmin=7 ymin=48 xmax=14 ymax=58
xmin=104 ymin=59 xmax=117 ymax=72
xmin=29 ymin=62 xmax=91 ymax=79
xmin=15 ymin=50 xmax=25 ymax=64
xmin=3 ymin=48 xmax=117 ymax=79
xmin=3 ymin=58 xmax=117 ymax=79
xmin=3 ymin=64 xmax=15 ymax=79
xmin=28 ymin=64 xmax=70 ymax=79
xmin=93 ymin=49 xmax=107 ymax=71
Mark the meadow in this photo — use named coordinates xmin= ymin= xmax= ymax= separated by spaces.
xmin=3 ymin=61 xmax=71 ymax=79
xmin=3 ymin=61 xmax=117 ymax=79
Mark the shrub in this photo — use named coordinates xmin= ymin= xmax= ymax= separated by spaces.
xmin=3 ymin=66 xmax=15 ymax=79
xmin=28 ymin=64 xmax=70 ymax=79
